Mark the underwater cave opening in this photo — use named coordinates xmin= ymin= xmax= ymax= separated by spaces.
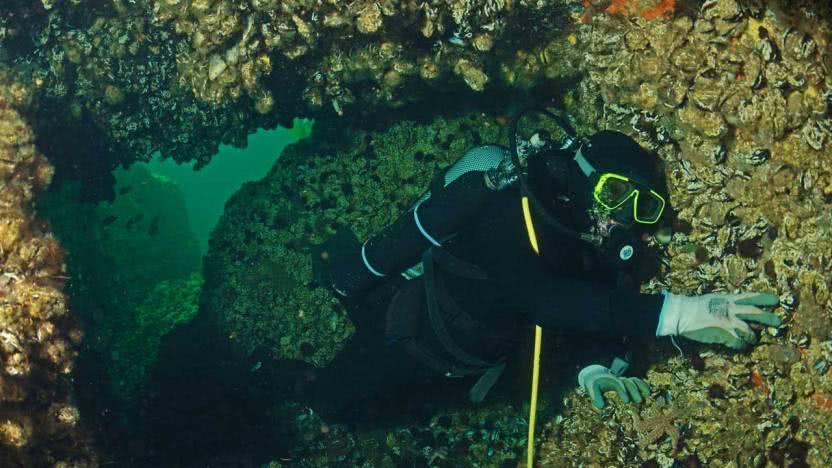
xmin=35 ymin=119 xmax=313 ymax=463
xmin=146 ymin=121 xmax=312 ymax=254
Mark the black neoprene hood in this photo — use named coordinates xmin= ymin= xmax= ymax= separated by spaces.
xmin=567 ymin=130 xmax=668 ymax=228
xmin=582 ymin=131 xmax=666 ymax=193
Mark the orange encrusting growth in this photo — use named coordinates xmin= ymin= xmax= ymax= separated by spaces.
xmin=639 ymin=0 xmax=676 ymax=20
xmin=582 ymin=0 xmax=676 ymax=22
xmin=750 ymin=370 xmax=770 ymax=397
xmin=811 ymin=393 xmax=832 ymax=409
xmin=581 ymin=0 xmax=594 ymax=23
xmin=604 ymin=0 xmax=630 ymax=15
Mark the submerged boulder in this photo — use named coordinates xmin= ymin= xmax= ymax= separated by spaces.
xmin=0 ymin=68 xmax=98 ymax=466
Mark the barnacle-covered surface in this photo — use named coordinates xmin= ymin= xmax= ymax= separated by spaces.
xmin=148 ymin=0 xmax=575 ymax=110
xmin=203 ymin=113 xmax=505 ymax=365
xmin=0 ymin=67 xmax=97 ymax=465
xmin=265 ymin=399 xmax=535 ymax=467
xmin=1 ymin=0 xmax=578 ymax=177
xmin=537 ymin=0 xmax=832 ymax=465
xmin=538 ymin=345 xmax=832 ymax=466
xmin=11 ymin=1 xmax=275 ymax=173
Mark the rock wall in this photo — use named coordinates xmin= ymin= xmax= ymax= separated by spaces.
xmin=39 ymin=165 xmax=202 ymax=404
xmin=0 ymin=0 xmax=578 ymax=175
xmin=206 ymin=0 xmax=832 ymax=465
xmin=538 ymin=0 xmax=832 ymax=465
xmin=0 ymin=68 xmax=96 ymax=466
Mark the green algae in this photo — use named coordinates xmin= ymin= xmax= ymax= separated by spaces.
xmin=108 ymin=274 xmax=203 ymax=400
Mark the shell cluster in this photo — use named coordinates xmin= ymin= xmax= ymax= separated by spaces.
xmin=277 ymin=399 xmax=531 ymax=466
xmin=0 ymin=0 xmax=577 ymax=171
xmin=0 ymin=67 xmax=96 ymax=465
xmin=538 ymin=0 xmax=832 ymax=464
xmin=567 ymin=0 xmax=832 ymax=345
xmin=20 ymin=8 xmax=269 ymax=170
xmin=150 ymin=0 xmax=559 ymax=111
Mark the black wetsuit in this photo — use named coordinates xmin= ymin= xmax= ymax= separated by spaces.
xmin=306 ymin=151 xmax=665 ymax=417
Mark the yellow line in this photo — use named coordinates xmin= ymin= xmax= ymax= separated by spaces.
xmin=527 ymin=324 xmax=542 ymax=467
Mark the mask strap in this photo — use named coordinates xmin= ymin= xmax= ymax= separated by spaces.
xmin=573 ymin=147 xmax=596 ymax=177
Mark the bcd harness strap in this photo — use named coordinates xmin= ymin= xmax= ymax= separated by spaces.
xmin=423 ymin=249 xmax=496 ymax=370
xmin=396 ymin=247 xmax=506 ymax=403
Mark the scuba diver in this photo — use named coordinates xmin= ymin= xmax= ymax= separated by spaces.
xmin=308 ymin=109 xmax=782 ymax=414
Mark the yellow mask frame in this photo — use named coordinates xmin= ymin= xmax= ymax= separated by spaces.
xmin=592 ymin=173 xmax=666 ymax=224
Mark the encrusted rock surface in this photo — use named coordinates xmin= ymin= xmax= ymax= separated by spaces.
xmin=16 ymin=4 xmax=274 ymax=172
xmin=0 ymin=68 xmax=96 ymax=465
xmin=268 ymin=398 xmax=535 ymax=467
xmin=202 ymin=2 xmax=832 ymax=465
xmin=537 ymin=0 xmax=832 ymax=465
xmin=1 ymin=0 xmax=577 ymax=175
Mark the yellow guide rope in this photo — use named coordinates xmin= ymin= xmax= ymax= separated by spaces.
xmin=527 ymin=324 xmax=542 ymax=467
xmin=521 ymin=196 xmax=542 ymax=467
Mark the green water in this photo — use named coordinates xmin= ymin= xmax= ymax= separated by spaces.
xmin=39 ymin=122 xmax=313 ymax=420
xmin=146 ymin=126 xmax=295 ymax=254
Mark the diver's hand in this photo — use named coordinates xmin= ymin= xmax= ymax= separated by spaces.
xmin=578 ymin=364 xmax=650 ymax=409
xmin=657 ymin=292 xmax=781 ymax=349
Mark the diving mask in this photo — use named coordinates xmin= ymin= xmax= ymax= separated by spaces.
xmin=574 ymin=149 xmax=666 ymax=225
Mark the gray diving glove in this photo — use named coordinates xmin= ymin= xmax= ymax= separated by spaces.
xmin=657 ymin=292 xmax=782 ymax=349
xmin=578 ymin=358 xmax=650 ymax=409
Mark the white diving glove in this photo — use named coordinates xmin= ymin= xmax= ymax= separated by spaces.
xmin=657 ymin=292 xmax=782 ymax=349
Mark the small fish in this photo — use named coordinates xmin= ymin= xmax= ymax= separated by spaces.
xmin=101 ymin=215 xmax=118 ymax=226
xmin=148 ymin=216 xmax=160 ymax=236
xmin=250 ymin=361 xmax=262 ymax=372
xmin=125 ymin=213 xmax=144 ymax=229
xmin=118 ymin=186 xmax=132 ymax=195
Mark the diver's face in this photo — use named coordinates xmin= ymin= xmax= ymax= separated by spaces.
xmin=587 ymin=202 xmax=633 ymax=238
xmin=594 ymin=215 xmax=625 ymax=237
xmin=590 ymin=202 xmax=664 ymax=246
